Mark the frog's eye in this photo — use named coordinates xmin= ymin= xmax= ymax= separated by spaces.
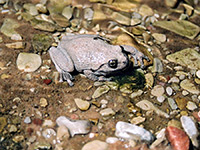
xmin=108 ymin=59 xmax=118 ymax=68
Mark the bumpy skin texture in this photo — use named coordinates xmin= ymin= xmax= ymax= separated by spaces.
xmin=49 ymin=34 xmax=149 ymax=86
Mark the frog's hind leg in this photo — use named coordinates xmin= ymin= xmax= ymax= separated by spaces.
xmin=49 ymin=47 xmax=74 ymax=86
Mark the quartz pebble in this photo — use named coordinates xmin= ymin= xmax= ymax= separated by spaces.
xmin=40 ymin=98 xmax=48 ymax=107
xmin=166 ymin=87 xmax=173 ymax=96
xmin=150 ymin=128 xmax=166 ymax=149
xmin=115 ymin=121 xmax=154 ymax=143
xmin=151 ymin=85 xmax=165 ymax=97
xmin=130 ymin=116 xmax=145 ymax=125
xmin=152 ymin=33 xmax=166 ymax=43
xmin=180 ymin=79 xmax=199 ymax=94
xmin=82 ymin=140 xmax=108 ymax=150
xmin=42 ymin=128 xmax=56 ymax=139
xmin=168 ymin=76 xmax=180 ymax=83
xmin=24 ymin=117 xmax=31 ymax=124
xmin=130 ymin=89 xmax=143 ymax=99
xmin=186 ymin=101 xmax=197 ymax=111
xmin=157 ymin=96 xmax=165 ymax=103
xmin=42 ymin=119 xmax=54 ymax=127
xmin=196 ymin=70 xmax=200 ymax=78
xmin=151 ymin=58 xmax=163 ymax=73
xmin=56 ymin=125 xmax=70 ymax=141
xmin=11 ymin=34 xmax=22 ymax=40
xmin=180 ymin=116 xmax=199 ymax=147
xmin=5 ymin=42 xmax=25 ymax=49
xmin=92 ymin=85 xmax=110 ymax=99
xmin=136 ymin=100 xmax=169 ymax=118
xmin=145 ymin=73 xmax=154 ymax=88
xmin=74 ymin=98 xmax=90 ymax=111
xmin=168 ymin=98 xmax=178 ymax=110
xmin=99 ymin=108 xmax=115 ymax=117
xmin=56 ymin=116 xmax=91 ymax=137
xmin=16 ymin=53 xmax=42 ymax=72
xmin=106 ymin=137 xmax=119 ymax=144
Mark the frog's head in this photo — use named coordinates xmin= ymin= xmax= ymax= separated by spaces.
xmin=94 ymin=53 xmax=129 ymax=75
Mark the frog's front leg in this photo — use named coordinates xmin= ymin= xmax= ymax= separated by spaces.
xmin=83 ymin=70 xmax=112 ymax=82
xmin=49 ymin=46 xmax=74 ymax=86
xmin=121 ymin=45 xmax=149 ymax=69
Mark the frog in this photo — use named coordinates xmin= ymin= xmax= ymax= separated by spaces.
xmin=49 ymin=34 xmax=149 ymax=86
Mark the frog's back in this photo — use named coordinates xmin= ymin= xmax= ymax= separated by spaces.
xmin=60 ymin=35 xmax=122 ymax=71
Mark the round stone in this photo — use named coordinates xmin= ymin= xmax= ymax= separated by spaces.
xmin=24 ymin=117 xmax=31 ymax=124
xmin=157 ymin=95 xmax=165 ymax=103
xmin=152 ymin=33 xmax=166 ymax=43
xmin=196 ymin=70 xmax=200 ymax=78
xmin=74 ymin=98 xmax=90 ymax=111
xmin=82 ymin=140 xmax=108 ymax=150
xmin=16 ymin=53 xmax=42 ymax=72
xmin=99 ymin=108 xmax=115 ymax=117
xmin=40 ymin=98 xmax=48 ymax=107
xmin=151 ymin=85 xmax=165 ymax=97
xmin=166 ymin=87 xmax=173 ymax=96
xmin=186 ymin=101 xmax=197 ymax=111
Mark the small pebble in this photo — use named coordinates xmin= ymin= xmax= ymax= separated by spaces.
xmin=151 ymin=85 xmax=165 ymax=97
xmin=196 ymin=70 xmax=200 ymax=78
xmin=99 ymin=108 xmax=115 ymax=117
xmin=82 ymin=140 xmax=108 ymax=150
xmin=130 ymin=116 xmax=146 ymax=125
xmin=168 ymin=76 xmax=180 ymax=83
xmin=186 ymin=101 xmax=197 ymax=111
xmin=42 ymin=128 xmax=56 ymax=139
xmin=168 ymin=98 xmax=178 ymax=110
xmin=181 ymin=116 xmax=199 ymax=147
xmin=157 ymin=95 xmax=165 ymax=103
xmin=11 ymin=34 xmax=22 ymax=40
xmin=74 ymin=98 xmax=90 ymax=111
xmin=24 ymin=117 xmax=31 ymax=124
xmin=106 ymin=137 xmax=119 ymax=144
xmin=9 ymin=125 xmax=17 ymax=133
xmin=43 ymin=79 xmax=52 ymax=85
xmin=166 ymin=87 xmax=173 ymax=96
xmin=182 ymin=90 xmax=189 ymax=96
xmin=42 ymin=119 xmax=54 ymax=127
xmin=40 ymin=98 xmax=48 ymax=107
xmin=57 ymin=125 xmax=70 ymax=141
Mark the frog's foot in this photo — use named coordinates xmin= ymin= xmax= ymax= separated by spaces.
xmin=122 ymin=45 xmax=150 ymax=69
xmin=60 ymin=71 xmax=74 ymax=86
xmin=132 ymin=51 xmax=150 ymax=69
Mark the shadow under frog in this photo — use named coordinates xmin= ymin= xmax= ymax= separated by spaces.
xmin=49 ymin=34 xmax=149 ymax=86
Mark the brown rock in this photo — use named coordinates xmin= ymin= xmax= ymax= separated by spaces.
xmin=166 ymin=126 xmax=189 ymax=150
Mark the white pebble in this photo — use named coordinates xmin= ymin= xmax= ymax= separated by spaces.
xmin=186 ymin=101 xmax=197 ymax=111
xmin=168 ymin=76 xmax=179 ymax=83
xmin=24 ymin=117 xmax=31 ymax=124
xmin=166 ymin=87 xmax=173 ymax=96
xmin=181 ymin=116 xmax=199 ymax=147
xmin=196 ymin=70 xmax=200 ymax=78
xmin=179 ymin=74 xmax=186 ymax=80
xmin=157 ymin=96 xmax=165 ymax=103
xmin=106 ymin=137 xmax=119 ymax=144
xmin=182 ymin=90 xmax=189 ymax=96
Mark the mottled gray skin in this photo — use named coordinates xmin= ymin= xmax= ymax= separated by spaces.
xmin=49 ymin=34 xmax=149 ymax=86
